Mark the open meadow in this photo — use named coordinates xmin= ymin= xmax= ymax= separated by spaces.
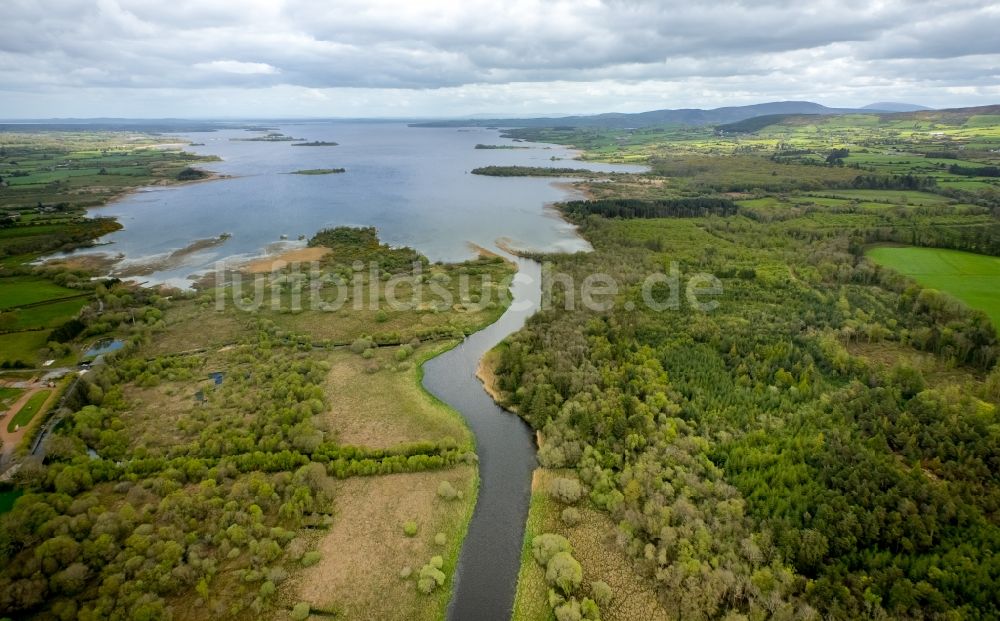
xmin=867 ymin=246 xmax=1000 ymax=329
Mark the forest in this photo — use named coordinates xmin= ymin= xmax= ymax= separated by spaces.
xmin=562 ymin=198 xmax=738 ymax=219
xmin=493 ymin=109 xmax=1000 ymax=620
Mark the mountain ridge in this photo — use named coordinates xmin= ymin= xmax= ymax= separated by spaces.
xmin=410 ymin=100 xmax=966 ymax=129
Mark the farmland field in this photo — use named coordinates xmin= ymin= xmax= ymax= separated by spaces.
xmin=0 ymin=276 xmax=80 ymax=308
xmin=867 ymin=246 xmax=1000 ymax=329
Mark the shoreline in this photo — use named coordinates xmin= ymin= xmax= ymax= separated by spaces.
xmin=47 ymin=130 xmax=613 ymax=290
xmin=474 ymin=351 xmax=504 ymax=404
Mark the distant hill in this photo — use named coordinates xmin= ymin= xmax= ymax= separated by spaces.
xmin=863 ymin=102 xmax=931 ymax=112
xmin=715 ymin=114 xmax=813 ymax=134
xmin=0 ymin=118 xmax=233 ymax=132
xmin=715 ymin=104 xmax=1000 ymax=134
xmin=410 ymin=101 xmax=883 ymax=129
xmin=888 ymin=104 xmax=1000 ymax=122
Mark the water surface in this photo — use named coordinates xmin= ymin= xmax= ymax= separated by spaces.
xmin=71 ymin=122 xmax=643 ymax=285
xmin=423 ymin=257 xmax=540 ymax=621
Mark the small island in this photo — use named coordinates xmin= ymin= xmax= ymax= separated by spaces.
xmin=288 ymin=168 xmax=346 ymax=175
xmin=292 ymin=140 xmax=339 ymax=147
xmin=231 ymin=132 xmax=301 ymax=142
xmin=470 ymin=165 xmax=599 ymax=177
xmin=474 ymin=143 xmax=529 ymax=149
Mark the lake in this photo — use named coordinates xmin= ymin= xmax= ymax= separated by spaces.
xmin=59 ymin=121 xmax=643 ymax=618
xmin=69 ymin=121 xmax=644 ymax=287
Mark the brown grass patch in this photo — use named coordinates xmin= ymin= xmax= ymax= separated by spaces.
xmin=242 ymin=247 xmax=331 ymax=274
xmin=322 ymin=346 xmax=470 ymax=449
xmin=41 ymin=252 xmax=122 ymax=273
xmin=287 ymin=466 xmax=476 ymax=620
xmin=475 ymin=348 xmax=503 ymax=403
xmin=144 ymin=299 xmax=248 ymax=356
xmin=514 ymin=468 xmax=667 ymax=621
xmin=846 ymin=340 xmax=981 ymax=387
xmin=122 ymin=381 xmax=211 ymax=451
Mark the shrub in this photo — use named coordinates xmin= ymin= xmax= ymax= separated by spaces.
xmin=375 ymin=310 xmax=389 ymax=323
xmin=286 ymin=538 xmax=307 ymax=561
xmin=554 ymin=598 xmax=583 ymax=621
xmin=300 ymin=551 xmax=321 ymax=567
xmin=434 ymin=532 xmax=447 ymax=546
xmin=403 ymin=521 xmax=419 ymax=537
xmin=290 ymin=602 xmax=310 ymax=621
xmin=537 ymin=444 xmax=567 ymax=468
xmin=417 ymin=576 xmax=437 ymax=594
xmin=349 ymin=336 xmax=373 ymax=354
xmin=267 ymin=567 xmax=289 ymax=585
xmin=437 ymin=480 xmax=460 ymax=500
xmin=590 ymin=581 xmax=613 ymax=607
xmin=399 ymin=566 xmax=412 ymax=579
xmin=561 ymin=507 xmax=581 ymax=526
xmin=546 ymin=552 xmax=583 ymax=595
xmin=259 ymin=581 xmax=276 ymax=598
xmin=532 ymin=533 xmax=572 ymax=566
xmin=395 ymin=344 xmax=413 ymax=361
xmin=549 ymin=477 xmax=583 ymax=504
xmin=580 ymin=597 xmax=600 ymax=620
xmin=417 ymin=561 xmax=447 ymax=594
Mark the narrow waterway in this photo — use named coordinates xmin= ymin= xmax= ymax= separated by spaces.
xmin=422 ymin=257 xmax=541 ymax=621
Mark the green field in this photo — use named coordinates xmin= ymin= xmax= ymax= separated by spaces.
xmin=813 ymin=189 xmax=952 ymax=205
xmin=0 ymin=330 xmax=52 ymax=366
xmin=4 ymin=298 xmax=88 ymax=332
xmin=6 ymin=388 xmax=51 ymax=432
xmin=867 ymin=246 xmax=1000 ymax=330
xmin=0 ymin=276 xmax=80 ymax=308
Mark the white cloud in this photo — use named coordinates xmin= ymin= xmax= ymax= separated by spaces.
xmin=194 ymin=60 xmax=280 ymax=75
xmin=0 ymin=0 xmax=997 ymax=116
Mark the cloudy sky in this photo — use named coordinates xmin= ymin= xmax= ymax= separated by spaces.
xmin=2 ymin=0 xmax=998 ymax=118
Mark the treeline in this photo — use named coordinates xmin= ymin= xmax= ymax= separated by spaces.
xmin=470 ymin=165 xmax=598 ymax=177
xmin=924 ymin=151 xmax=959 ymax=159
xmin=949 ymin=163 xmax=1000 ymax=177
xmin=848 ymin=173 xmax=938 ymax=190
xmin=176 ymin=167 xmax=209 ymax=181
xmin=0 ymin=217 xmax=121 ymax=257
xmin=561 ymin=197 xmax=738 ymax=219
xmin=861 ymin=221 xmax=1000 ymax=258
